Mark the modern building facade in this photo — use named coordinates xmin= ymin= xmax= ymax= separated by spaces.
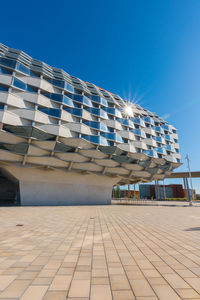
xmin=139 ymin=184 xmax=186 ymax=199
xmin=0 ymin=43 xmax=181 ymax=205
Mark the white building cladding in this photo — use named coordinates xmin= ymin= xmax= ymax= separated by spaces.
xmin=0 ymin=43 xmax=181 ymax=205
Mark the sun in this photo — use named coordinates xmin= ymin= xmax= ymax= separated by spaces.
xmin=124 ymin=105 xmax=133 ymax=116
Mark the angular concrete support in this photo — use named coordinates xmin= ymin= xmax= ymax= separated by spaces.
xmin=3 ymin=166 xmax=119 ymax=206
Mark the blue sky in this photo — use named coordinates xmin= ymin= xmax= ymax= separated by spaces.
xmin=1 ymin=0 xmax=200 ymax=192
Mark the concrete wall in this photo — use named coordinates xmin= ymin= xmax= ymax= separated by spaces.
xmin=4 ymin=166 xmax=118 ymax=206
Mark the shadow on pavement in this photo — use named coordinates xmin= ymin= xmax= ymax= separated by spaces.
xmin=185 ymin=227 xmax=200 ymax=231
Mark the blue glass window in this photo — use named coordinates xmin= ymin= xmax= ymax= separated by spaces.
xmin=42 ymin=92 xmax=63 ymax=103
xmin=100 ymin=132 xmax=124 ymax=143
xmin=100 ymin=123 xmax=109 ymax=132
xmin=83 ymin=121 xmax=109 ymax=132
xmin=38 ymin=107 xmax=61 ymax=118
xmin=102 ymin=108 xmax=122 ymax=118
xmin=0 ymin=67 xmax=10 ymax=75
xmin=26 ymin=85 xmax=36 ymax=93
xmin=50 ymin=93 xmax=62 ymax=102
xmin=71 ymin=95 xmax=93 ymax=107
xmin=165 ymin=135 xmax=174 ymax=142
xmin=0 ymin=58 xmax=16 ymax=69
xmin=88 ymin=95 xmax=99 ymax=103
xmin=153 ymin=136 xmax=162 ymax=142
xmin=165 ymin=144 xmax=175 ymax=152
xmin=13 ymin=78 xmax=36 ymax=93
xmin=85 ymin=107 xmax=108 ymax=119
xmin=131 ymin=129 xmax=146 ymax=138
xmin=118 ymin=118 xmax=135 ymax=128
xmin=64 ymin=82 xmax=74 ymax=93
xmin=83 ymin=120 xmax=98 ymax=129
xmin=161 ymin=124 xmax=173 ymax=133
xmin=73 ymin=94 xmax=82 ymax=102
xmin=154 ymin=147 xmax=167 ymax=155
xmin=47 ymin=78 xmax=65 ymax=88
xmin=65 ymin=92 xmax=73 ymax=99
xmin=16 ymin=62 xmax=35 ymax=76
xmin=89 ymin=95 xmax=108 ymax=107
xmin=143 ymin=117 xmax=155 ymax=125
xmin=63 ymin=96 xmax=75 ymax=107
xmin=13 ymin=78 xmax=26 ymax=90
xmin=142 ymin=149 xmax=158 ymax=158
xmin=0 ymin=85 xmax=7 ymax=91
xmin=63 ymin=107 xmax=82 ymax=117
xmin=83 ymin=96 xmax=93 ymax=107
xmin=101 ymin=98 xmax=108 ymax=107
xmin=153 ymin=126 xmax=164 ymax=134
xmin=131 ymin=118 xmax=145 ymax=127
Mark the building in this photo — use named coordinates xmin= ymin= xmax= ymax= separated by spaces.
xmin=139 ymin=184 xmax=186 ymax=199
xmin=0 ymin=43 xmax=181 ymax=205
xmin=119 ymin=190 xmax=140 ymax=199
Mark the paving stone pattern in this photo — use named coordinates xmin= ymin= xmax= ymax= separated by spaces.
xmin=0 ymin=205 xmax=200 ymax=299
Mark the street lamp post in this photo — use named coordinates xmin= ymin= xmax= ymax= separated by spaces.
xmin=185 ymin=154 xmax=193 ymax=206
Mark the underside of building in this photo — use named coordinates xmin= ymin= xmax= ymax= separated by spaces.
xmin=0 ymin=43 xmax=181 ymax=205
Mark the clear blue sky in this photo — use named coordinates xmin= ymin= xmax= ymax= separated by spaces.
xmin=1 ymin=0 xmax=200 ymax=192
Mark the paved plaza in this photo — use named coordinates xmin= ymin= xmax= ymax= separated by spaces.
xmin=0 ymin=205 xmax=200 ymax=300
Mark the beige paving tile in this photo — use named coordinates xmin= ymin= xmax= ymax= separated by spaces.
xmin=156 ymin=266 xmax=174 ymax=274
xmin=153 ymin=285 xmax=182 ymax=300
xmin=0 ymin=205 xmax=200 ymax=300
xmin=126 ymin=270 xmax=145 ymax=280
xmin=91 ymin=277 xmax=109 ymax=284
xmin=90 ymin=284 xmax=112 ymax=300
xmin=130 ymin=279 xmax=155 ymax=297
xmin=73 ymin=271 xmax=90 ymax=280
xmin=38 ymin=269 xmax=57 ymax=278
xmin=112 ymin=289 xmax=136 ymax=300
xmin=68 ymin=279 xmax=90 ymax=297
xmin=49 ymin=275 xmax=72 ymax=291
xmin=17 ymin=271 xmax=38 ymax=280
xmin=92 ymin=269 xmax=108 ymax=277
xmin=136 ymin=297 xmax=158 ymax=300
xmin=0 ymin=276 xmax=16 ymax=291
xmin=57 ymin=268 xmax=74 ymax=275
xmin=2 ymin=268 xmax=24 ymax=275
xmin=32 ymin=277 xmax=53 ymax=285
xmin=108 ymin=267 xmax=125 ymax=275
xmin=20 ymin=285 xmax=48 ymax=300
xmin=67 ymin=298 xmax=88 ymax=300
xmin=163 ymin=273 xmax=190 ymax=289
xmin=185 ymin=277 xmax=200 ymax=293
xmin=76 ymin=265 xmax=91 ymax=272
xmin=148 ymin=277 xmax=168 ymax=285
xmin=44 ymin=261 xmax=61 ymax=270
xmin=0 ymin=279 xmax=30 ymax=298
xmin=20 ymin=255 xmax=38 ymax=263
xmin=176 ymin=269 xmax=197 ymax=278
xmin=142 ymin=269 xmax=161 ymax=278
xmin=175 ymin=288 xmax=200 ymax=298
xmin=110 ymin=275 xmax=130 ymax=290
xmin=43 ymin=291 xmax=67 ymax=300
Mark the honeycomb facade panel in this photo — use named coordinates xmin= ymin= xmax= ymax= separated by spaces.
xmin=0 ymin=43 xmax=181 ymax=205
